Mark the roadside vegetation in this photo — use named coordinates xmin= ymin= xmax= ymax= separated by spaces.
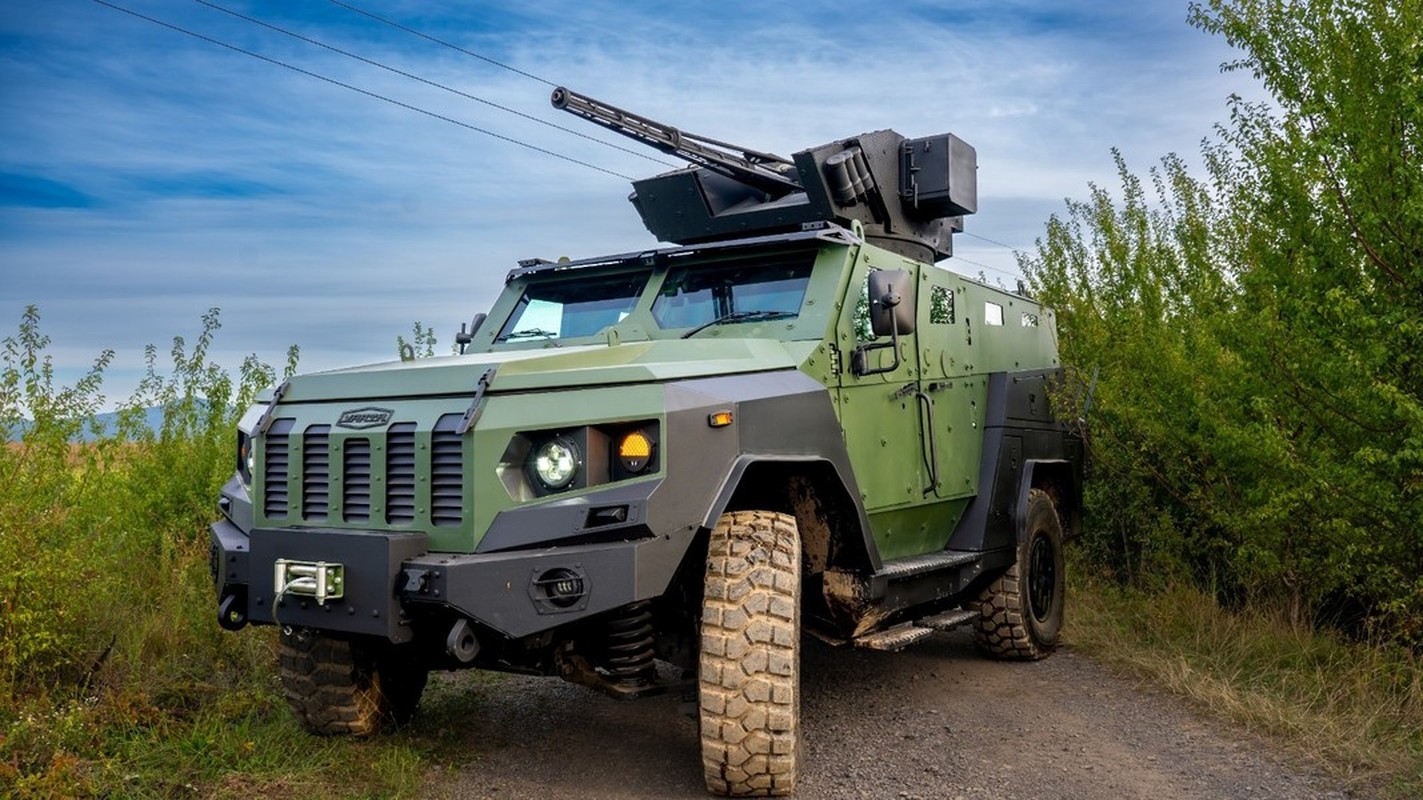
xmin=2 ymin=0 xmax=1419 ymax=796
xmin=1031 ymin=0 xmax=1422 ymax=793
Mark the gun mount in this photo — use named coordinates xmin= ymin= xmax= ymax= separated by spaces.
xmin=553 ymin=86 xmax=977 ymax=263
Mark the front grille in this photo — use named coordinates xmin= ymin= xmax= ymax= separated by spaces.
xmin=343 ymin=438 xmax=371 ymax=522
xmin=302 ymin=425 xmax=331 ymax=520
xmin=263 ymin=419 xmax=293 ymax=518
xmin=430 ymin=414 xmax=464 ymax=527
xmin=260 ymin=415 xmax=466 ymax=528
xmin=386 ymin=422 xmax=417 ymax=524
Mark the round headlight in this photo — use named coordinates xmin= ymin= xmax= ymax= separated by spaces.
xmin=532 ymin=436 xmax=580 ymax=490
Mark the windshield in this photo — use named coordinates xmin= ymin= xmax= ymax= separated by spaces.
xmin=496 ymin=269 xmax=651 ymax=342
xmin=651 ymin=255 xmax=814 ymax=330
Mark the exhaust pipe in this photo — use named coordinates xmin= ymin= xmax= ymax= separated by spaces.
xmin=446 ymin=618 xmax=480 ymax=663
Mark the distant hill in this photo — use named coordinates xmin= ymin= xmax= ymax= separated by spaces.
xmin=7 ymin=403 xmax=201 ymax=443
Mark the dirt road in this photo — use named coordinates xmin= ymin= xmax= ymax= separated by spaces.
xmin=425 ymin=630 xmax=1358 ymax=799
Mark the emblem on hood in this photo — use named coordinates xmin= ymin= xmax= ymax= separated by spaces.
xmin=336 ymin=406 xmax=394 ymax=430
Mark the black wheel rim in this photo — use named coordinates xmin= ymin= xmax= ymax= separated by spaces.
xmin=1027 ymin=533 xmax=1057 ymax=624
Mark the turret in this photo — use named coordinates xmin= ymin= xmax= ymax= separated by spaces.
xmin=552 ymin=87 xmax=976 ymax=263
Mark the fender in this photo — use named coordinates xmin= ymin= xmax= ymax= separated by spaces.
xmin=703 ymin=453 xmax=878 ymax=573
xmin=1013 ymin=459 xmax=1079 ymax=543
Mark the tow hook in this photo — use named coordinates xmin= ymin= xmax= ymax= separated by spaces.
xmin=218 ymin=591 xmax=248 ymax=631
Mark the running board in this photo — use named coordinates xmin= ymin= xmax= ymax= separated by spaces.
xmin=877 ymin=550 xmax=982 ymax=581
xmin=853 ymin=608 xmax=981 ymax=652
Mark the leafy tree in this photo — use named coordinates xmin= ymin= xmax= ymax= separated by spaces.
xmin=1025 ymin=0 xmax=1422 ymax=644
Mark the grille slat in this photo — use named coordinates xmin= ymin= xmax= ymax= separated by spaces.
xmin=263 ymin=419 xmax=293 ymax=518
xmin=386 ymin=423 xmax=417 ymax=524
xmin=302 ymin=425 xmax=331 ymax=520
xmin=343 ymin=438 xmax=371 ymax=522
xmin=430 ymin=413 xmax=465 ymax=527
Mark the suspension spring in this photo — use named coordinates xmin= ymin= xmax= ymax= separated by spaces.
xmin=602 ymin=601 xmax=657 ymax=684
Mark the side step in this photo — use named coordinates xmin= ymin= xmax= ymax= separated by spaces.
xmin=853 ymin=608 xmax=980 ymax=652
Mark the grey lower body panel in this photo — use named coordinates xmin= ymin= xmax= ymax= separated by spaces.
xmin=401 ymin=539 xmax=646 ymax=639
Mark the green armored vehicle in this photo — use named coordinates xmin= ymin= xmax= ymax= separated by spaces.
xmin=210 ymin=88 xmax=1083 ymax=796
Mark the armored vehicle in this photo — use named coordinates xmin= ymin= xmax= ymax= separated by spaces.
xmin=210 ymin=88 xmax=1083 ymax=797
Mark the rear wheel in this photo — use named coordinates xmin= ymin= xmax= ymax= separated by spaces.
xmin=699 ymin=510 xmax=800 ymax=797
xmin=975 ymin=488 xmax=1065 ymax=660
xmin=279 ymin=630 xmax=428 ymax=736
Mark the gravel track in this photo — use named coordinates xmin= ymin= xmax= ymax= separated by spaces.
xmin=426 ymin=630 xmax=1360 ymax=799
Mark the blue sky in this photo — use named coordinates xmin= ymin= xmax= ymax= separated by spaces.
xmin=1 ymin=0 xmax=1258 ymax=408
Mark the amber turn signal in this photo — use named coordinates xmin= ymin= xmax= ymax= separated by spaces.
xmin=617 ymin=430 xmax=654 ymax=473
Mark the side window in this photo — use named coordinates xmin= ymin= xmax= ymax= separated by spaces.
xmin=852 ymin=274 xmax=874 ymax=342
xmin=930 ymin=286 xmax=954 ymax=324
xmin=984 ymin=301 xmax=1004 ymax=326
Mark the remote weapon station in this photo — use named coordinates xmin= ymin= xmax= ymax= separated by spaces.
xmin=210 ymin=87 xmax=1083 ymax=796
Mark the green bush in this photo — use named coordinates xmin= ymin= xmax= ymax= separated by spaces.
xmin=1025 ymin=0 xmax=1423 ymax=645
xmin=0 ymin=305 xmax=298 ymax=795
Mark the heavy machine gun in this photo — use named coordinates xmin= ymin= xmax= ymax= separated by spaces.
xmin=552 ymin=86 xmax=978 ymax=263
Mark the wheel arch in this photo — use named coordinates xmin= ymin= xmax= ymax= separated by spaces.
xmin=705 ymin=455 xmax=878 ymax=574
xmin=1014 ymin=458 xmax=1082 ymax=543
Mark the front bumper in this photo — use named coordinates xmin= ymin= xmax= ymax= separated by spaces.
xmin=210 ymin=516 xmax=660 ymax=644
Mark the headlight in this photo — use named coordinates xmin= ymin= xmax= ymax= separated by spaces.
xmin=237 ymin=431 xmax=253 ymax=486
xmin=532 ymin=436 xmax=581 ymax=490
xmin=235 ymin=402 xmax=263 ymax=488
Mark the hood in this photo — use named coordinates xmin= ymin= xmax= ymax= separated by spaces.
xmin=278 ymin=339 xmax=817 ymax=403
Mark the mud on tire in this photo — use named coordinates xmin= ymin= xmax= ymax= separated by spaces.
xmin=975 ymin=488 xmax=1065 ymax=661
xmin=699 ymin=510 xmax=800 ymax=797
xmin=279 ymin=630 xmax=428 ymax=736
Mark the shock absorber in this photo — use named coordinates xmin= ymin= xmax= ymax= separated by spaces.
xmin=602 ymin=600 xmax=657 ymax=687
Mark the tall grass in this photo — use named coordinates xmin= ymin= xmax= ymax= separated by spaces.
xmin=0 ymin=306 xmax=403 ymax=797
xmin=1067 ymin=560 xmax=1423 ymax=797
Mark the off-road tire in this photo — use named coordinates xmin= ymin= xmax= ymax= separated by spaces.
xmin=699 ymin=510 xmax=800 ymax=797
xmin=975 ymin=488 xmax=1065 ymax=660
xmin=279 ymin=630 xmax=428 ymax=736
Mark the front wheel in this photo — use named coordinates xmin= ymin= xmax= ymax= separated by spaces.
xmin=279 ymin=630 xmax=428 ymax=736
xmin=699 ymin=510 xmax=800 ymax=797
xmin=975 ymin=488 xmax=1065 ymax=660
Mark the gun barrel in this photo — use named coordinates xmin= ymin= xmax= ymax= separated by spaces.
xmin=551 ymin=86 xmax=802 ymax=196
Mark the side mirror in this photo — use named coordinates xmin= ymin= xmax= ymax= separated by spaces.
xmin=853 ymin=270 xmax=916 ymax=376
xmin=455 ymin=313 xmax=486 ymax=355
xmin=868 ymin=270 xmax=916 ymax=336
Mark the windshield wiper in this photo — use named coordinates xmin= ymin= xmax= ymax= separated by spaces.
xmin=504 ymin=328 xmax=559 ymax=340
xmin=680 ymin=310 xmax=797 ymax=339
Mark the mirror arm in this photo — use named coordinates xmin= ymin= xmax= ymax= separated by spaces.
xmin=851 ymin=313 xmax=901 ymax=376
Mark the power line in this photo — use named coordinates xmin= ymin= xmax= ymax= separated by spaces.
xmin=962 ymin=230 xmax=1022 ymax=251
xmin=193 ymin=0 xmax=675 ymax=168
xmin=90 ymin=0 xmax=635 ymax=181
xmin=952 ymin=254 xmax=1021 ymax=281
xmin=327 ymin=0 xmax=557 ymax=88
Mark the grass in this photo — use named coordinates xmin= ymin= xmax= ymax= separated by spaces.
xmin=1065 ymin=563 xmax=1423 ymax=798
